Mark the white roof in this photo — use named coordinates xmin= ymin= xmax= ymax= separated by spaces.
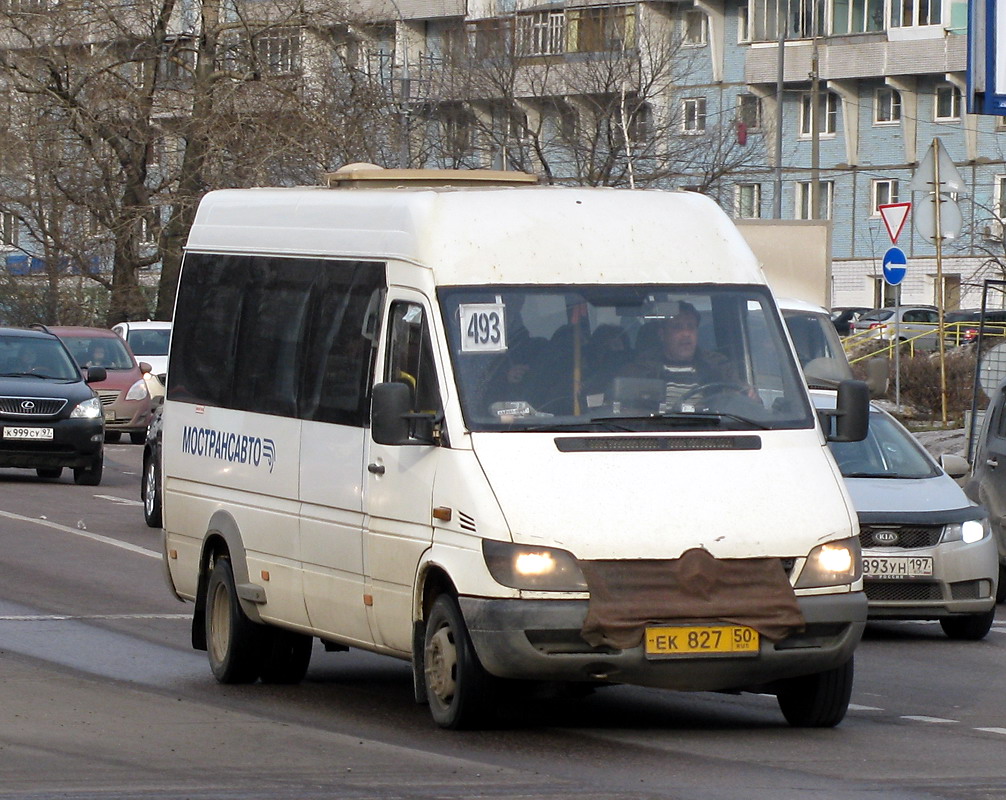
xmin=186 ymin=184 xmax=764 ymax=287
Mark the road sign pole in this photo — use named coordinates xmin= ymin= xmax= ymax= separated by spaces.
xmin=933 ymin=138 xmax=949 ymax=426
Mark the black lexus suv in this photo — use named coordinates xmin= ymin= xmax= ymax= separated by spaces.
xmin=0 ymin=326 xmax=107 ymax=485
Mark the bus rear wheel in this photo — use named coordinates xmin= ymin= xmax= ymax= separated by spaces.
xmin=205 ymin=556 xmax=264 ymax=683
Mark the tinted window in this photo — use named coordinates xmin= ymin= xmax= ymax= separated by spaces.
xmin=127 ymin=329 xmax=170 ymax=356
xmin=0 ymin=335 xmax=81 ymax=381
xmin=169 ymin=253 xmax=384 ymax=425
xmin=829 ymin=411 xmax=939 ymax=479
xmin=62 ymin=336 xmax=134 ymax=370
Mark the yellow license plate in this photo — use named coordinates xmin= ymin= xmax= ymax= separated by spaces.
xmin=644 ymin=625 xmax=759 ymax=658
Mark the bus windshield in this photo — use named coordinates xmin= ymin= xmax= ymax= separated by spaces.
xmin=439 ymin=285 xmax=814 ymax=433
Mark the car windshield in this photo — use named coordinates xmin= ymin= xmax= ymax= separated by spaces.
xmin=0 ymin=335 xmax=81 ymax=381
xmin=62 ymin=336 xmax=135 ymax=370
xmin=126 ymin=328 xmax=170 ymax=356
xmin=439 ymin=285 xmax=814 ymax=433
xmin=828 ymin=411 xmax=939 ymax=479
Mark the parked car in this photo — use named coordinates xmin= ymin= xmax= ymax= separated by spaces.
xmin=848 ymin=306 xmax=940 ymax=350
xmin=141 ymin=404 xmax=162 ymax=527
xmin=830 ymin=306 xmax=871 ymax=336
xmin=814 ymin=391 xmax=998 ymax=639
xmin=0 ymin=326 xmax=106 ymax=484
xmin=943 ymin=308 xmax=1006 ymax=348
xmin=49 ymin=326 xmax=154 ymax=444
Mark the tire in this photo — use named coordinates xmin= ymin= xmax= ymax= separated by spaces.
xmin=424 ymin=594 xmax=496 ymax=729
xmin=104 ymin=431 xmax=122 ymax=443
xmin=205 ymin=556 xmax=265 ymax=684
xmin=259 ymin=628 xmax=313 ymax=684
xmin=142 ymin=454 xmax=162 ymax=528
xmin=997 ymin=563 xmax=1006 ymax=604
xmin=73 ymin=454 xmax=103 ymax=486
xmin=776 ymin=658 xmax=853 ymax=728
xmin=940 ymin=609 xmax=995 ymax=641
xmin=130 ymin=431 xmax=146 ymax=445
xmin=36 ymin=467 xmax=63 ymax=479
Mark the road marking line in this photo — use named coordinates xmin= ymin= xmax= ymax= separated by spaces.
xmin=0 ymin=509 xmax=159 ymax=559
xmin=975 ymin=728 xmax=1006 ymax=736
xmin=94 ymin=494 xmax=143 ymax=507
xmin=848 ymin=704 xmax=884 ymax=712
xmin=902 ymin=715 xmax=957 ymax=724
xmin=0 ymin=614 xmax=188 ymax=621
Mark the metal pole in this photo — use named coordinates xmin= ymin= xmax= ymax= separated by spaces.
xmin=895 ymin=283 xmax=901 ymax=411
xmin=810 ymin=6 xmax=820 ymax=219
xmin=773 ymin=0 xmax=785 ymax=218
xmin=933 ymin=137 xmax=948 ymax=426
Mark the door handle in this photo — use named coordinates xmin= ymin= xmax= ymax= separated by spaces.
xmin=367 ymin=463 xmax=385 ymax=475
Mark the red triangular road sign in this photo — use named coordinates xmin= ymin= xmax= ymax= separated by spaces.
xmin=879 ymin=202 xmax=912 ymax=244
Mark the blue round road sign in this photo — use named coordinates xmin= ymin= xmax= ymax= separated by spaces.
xmin=883 ymin=246 xmax=907 ymax=286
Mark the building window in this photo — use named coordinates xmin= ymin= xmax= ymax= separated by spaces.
xmin=737 ymin=4 xmax=751 ymax=41
xmin=736 ymin=183 xmax=762 ymax=218
xmin=832 ymin=0 xmax=884 ymax=32
xmin=874 ymin=88 xmax=901 ymax=124
xmin=890 ymin=0 xmax=941 ymax=27
xmin=516 ymin=10 xmax=565 ymax=56
xmin=935 ymin=84 xmax=962 ymax=121
xmin=1 ymin=212 xmax=18 ymax=247
xmin=683 ymin=97 xmax=707 ymax=133
xmin=748 ymin=0 xmax=824 ymax=41
xmin=253 ymin=28 xmax=302 ymax=75
xmin=799 ymin=92 xmax=838 ymax=137
xmin=796 ymin=180 xmax=834 ymax=219
xmin=997 ymin=116 xmax=1006 ymax=132
xmin=625 ymin=103 xmax=651 ymax=142
xmin=738 ymin=93 xmax=762 ymax=130
xmin=871 ymin=179 xmax=899 ymax=215
xmin=441 ymin=107 xmax=475 ymax=155
xmin=567 ymin=6 xmax=636 ymax=53
xmin=683 ymin=10 xmax=707 ymax=45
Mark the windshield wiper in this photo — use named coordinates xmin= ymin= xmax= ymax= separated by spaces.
xmin=0 ymin=371 xmax=65 ymax=380
xmin=590 ymin=412 xmax=770 ymax=431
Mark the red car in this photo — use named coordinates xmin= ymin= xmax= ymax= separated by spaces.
xmin=49 ymin=326 xmax=154 ymax=443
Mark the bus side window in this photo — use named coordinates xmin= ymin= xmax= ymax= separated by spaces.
xmin=385 ymin=302 xmax=442 ymax=418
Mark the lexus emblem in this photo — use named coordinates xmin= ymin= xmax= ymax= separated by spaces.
xmin=20 ymin=400 xmax=35 ymax=411
xmin=873 ymin=529 xmax=899 ymax=545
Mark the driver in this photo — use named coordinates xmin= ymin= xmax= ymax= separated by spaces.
xmin=627 ymin=302 xmax=740 ymax=410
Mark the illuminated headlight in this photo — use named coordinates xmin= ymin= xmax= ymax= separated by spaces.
xmin=942 ymin=518 xmax=989 ymax=544
xmin=70 ymin=396 xmax=102 ymax=419
xmin=482 ymin=540 xmax=588 ymax=591
xmin=124 ymin=379 xmax=149 ymax=402
xmin=795 ymin=537 xmax=862 ymax=588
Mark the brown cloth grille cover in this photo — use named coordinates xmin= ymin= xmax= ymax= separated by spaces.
xmin=579 ymin=548 xmax=805 ymax=650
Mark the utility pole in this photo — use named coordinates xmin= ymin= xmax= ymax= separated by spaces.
xmin=772 ymin=0 xmax=785 ymax=218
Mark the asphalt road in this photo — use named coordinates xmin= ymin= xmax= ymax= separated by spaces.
xmin=3 ymin=443 xmax=1006 ymax=800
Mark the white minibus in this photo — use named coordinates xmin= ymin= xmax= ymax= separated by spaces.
xmin=161 ymin=165 xmax=869 ymax=729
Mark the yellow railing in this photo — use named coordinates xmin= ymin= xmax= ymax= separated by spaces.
xmin=843 ymin=322 xmax=1006 ymax=365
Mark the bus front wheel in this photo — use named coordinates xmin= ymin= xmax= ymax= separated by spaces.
xmin=205 ymin=555 xmax=264 ymax=684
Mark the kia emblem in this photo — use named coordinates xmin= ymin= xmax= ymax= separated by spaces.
xmin=873 ymin=529 xmax=899 ymax=545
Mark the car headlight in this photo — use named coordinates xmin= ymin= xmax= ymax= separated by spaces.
xmin=795 ymin=537 xmax=862 ymax=588
xmin=70 ymin=396 xmax=102 ymax=419
xmin=124 ymin=378 xmax=150 ymax=401
xmin=482 ymin=540 xmax=588 ymax=591
xmin=942 ymin=518 xmax=989 ymax=544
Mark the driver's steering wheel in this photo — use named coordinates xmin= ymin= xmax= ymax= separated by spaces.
xmin=674 ymin=381 xmax=747 ymax=410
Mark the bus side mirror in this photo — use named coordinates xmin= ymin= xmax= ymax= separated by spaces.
xmin=828 ymin=380 xmax=870 ymax=443
xmin=372 ymin=382 xmax=413 ymax=445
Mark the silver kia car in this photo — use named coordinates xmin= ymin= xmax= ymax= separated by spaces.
xmin=814 ymin=391 xmax=997 ymax=640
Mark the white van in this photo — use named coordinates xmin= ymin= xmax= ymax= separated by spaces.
xmin=161 ymin=166 xmax=869 ymax=729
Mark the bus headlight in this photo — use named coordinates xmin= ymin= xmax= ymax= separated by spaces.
xmin=482 ymin=540 xmax=588 ymax=591
xmin=795 ymin=538 xmax=862 ymax=588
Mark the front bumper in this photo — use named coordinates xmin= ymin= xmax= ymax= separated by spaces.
xmin=459 ymin=592 xmax=866 ymax=693
xmin=863 ymin=537 xmax=998 ymax=620
xmin=0 ymin=418 xmax=104 ymax=469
